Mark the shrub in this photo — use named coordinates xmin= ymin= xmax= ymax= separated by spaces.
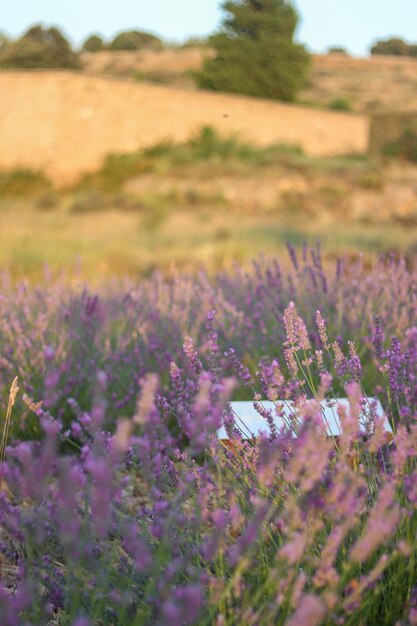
xmin=194 ymin=0 xmax=310 ymax=102
xmin=187 ymin=125 xmax=259 ymax=161
xmin=109 ymin=30 xmax=163 ymax=51
xmin=75 ymin=127 xmax=304 ymax=192
xmin=384 ymin=127 xmax=417 ymax=163
xmin=329 ymin=97 xmax=352 ymax=111
xmin=0 ymin=24 xmax=80 ymax=69
xmin=135 ymin=69 xmax=178 ymax=85
xmin=144 ymin=127 xmax=303 ymax=167
xmin=0 ymin=168 xmax=51 ymax=196
xmin=76 ymin=152 xmax=153 ymax=192
xmin=82 ymin=34 xmax=106 ymax=52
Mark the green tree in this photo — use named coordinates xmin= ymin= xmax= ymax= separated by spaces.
xmin=109 ymin=30 xmax=163 ymax=51
xmin=0 ymin=24 xmax=80 ymax=69
xmin=195 ymin=0 xmax=310 ymax=102
xmin=82 ymin=34 xmax=105 ymax=52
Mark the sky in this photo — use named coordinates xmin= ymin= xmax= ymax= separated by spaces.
xmin=1 ymin=1 xmax=416 ymax=57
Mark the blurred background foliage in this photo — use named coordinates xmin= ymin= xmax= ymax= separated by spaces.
xmin=0 ymin=7 xmax=417 ymax=282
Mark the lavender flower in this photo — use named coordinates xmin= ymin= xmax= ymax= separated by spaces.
xmin=0 ymin=250 xmax=415 ymax=625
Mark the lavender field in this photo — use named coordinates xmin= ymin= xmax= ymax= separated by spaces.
xmin=0 ymin=246 xmax=417 ymax=625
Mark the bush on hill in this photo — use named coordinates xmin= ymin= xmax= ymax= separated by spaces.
xmin=371 ymin=37 xmax=417 ymax=57
xmin=327 ymin=46 xmax=349 ymax=55
xmin=0 ymin=168 xmax=52 ymax=196
xmin=0 ymin=24 xmax=80 ymax=69
xmin=82 ymin=34 xmax=106 ymax=52
xmin=109 ymin=30 xmax=163 ymax=51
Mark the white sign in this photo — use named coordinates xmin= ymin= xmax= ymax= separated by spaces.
xmin=217 ymin=398 xmax=392 ymax=439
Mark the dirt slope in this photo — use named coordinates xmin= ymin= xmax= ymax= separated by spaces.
xmin=0 ymin=71 xmax=368 ymax=183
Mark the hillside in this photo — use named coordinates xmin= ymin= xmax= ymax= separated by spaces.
xmin=81 ymin=47 xmax=417 ymax=113
xmin=302 ymin=53 xmax=417 ymax=113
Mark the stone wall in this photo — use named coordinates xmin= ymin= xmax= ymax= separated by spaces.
xmin=0 ymin=70 xmax=370 ymax=183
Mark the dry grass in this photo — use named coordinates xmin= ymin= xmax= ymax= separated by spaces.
xmin=0 ymin=190 xmax=415 ymax=283
xmin=0 ymin=377 xmax=19 ymax=487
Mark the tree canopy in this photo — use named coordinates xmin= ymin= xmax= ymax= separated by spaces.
xmin=195 ymin=0 xmax=310 ymax=102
